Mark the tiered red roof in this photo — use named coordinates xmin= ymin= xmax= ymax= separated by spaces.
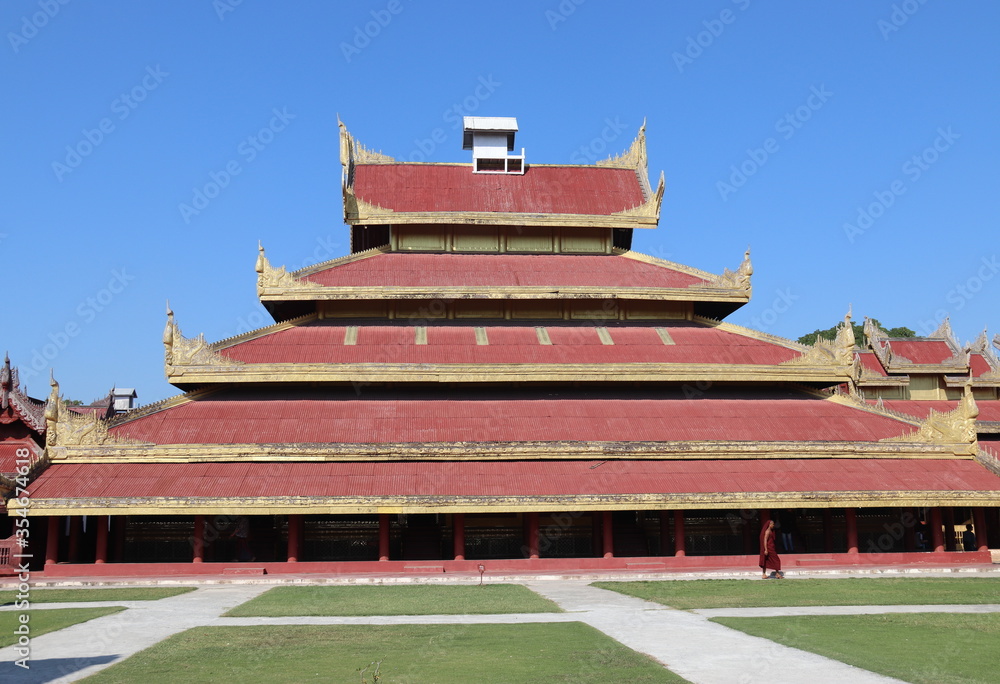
xmin=109 ymin=390 xmax=914 ymax=445
xmin=28 ymin=458 xmax=1000 ymax=502
xmin=889 ymin=339 xmax=958 ymax=365
xmin=352 ymin=164 xmax=646 ymax=216
xmin=218 ymin=321 xmax=803 ymax=366
xmin=298 ymin=252 xmax=711 ymax=289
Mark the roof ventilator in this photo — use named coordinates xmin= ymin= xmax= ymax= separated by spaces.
xmin=463 ymin=116 xmax=525 ymax=174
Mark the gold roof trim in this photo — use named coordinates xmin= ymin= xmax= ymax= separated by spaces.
xmin=255 ymin=243 xmax=326 ymax=296
xmin=705 ymin=248 xmax=752 ymax=294
xmin=691 ymin=315 xmax=808 ymax=353
xmin=881 ymin=389 xmax=979 ymax=449
xmin=163 ymin=304 xmax=244 ymax=371
xmin=612 ymin=171 xmax=664 ymax=219
xmin=338 ymin=117 xmax=395 ymax=166
xmin=44 ymin=374 xmax=147 ymax=448
xmin=597 ymin=120 xmax=648 ymax=170
xmin=782 ymin=308 xmax=855 ymax=368
xmin=164 ymin=361 xmax=853 ymax=385
xmin=47 ymin=437 xmax=965 ymax=464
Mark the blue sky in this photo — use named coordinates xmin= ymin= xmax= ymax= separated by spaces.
xmin=3 ymin=1 xmax=998 ymax=404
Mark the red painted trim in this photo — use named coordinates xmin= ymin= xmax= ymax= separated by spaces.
xmin=32 ymin=551 xmax=994 ymax=579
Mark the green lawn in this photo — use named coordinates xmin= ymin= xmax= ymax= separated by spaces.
xmin=593 ymin=578 xmax=1000 ymax=609
xmin=0 ymin=607 xmax=124 ymax=647
xmin=80 ymin=623 xmax=688 ymax=683
xmin=225 ymin=584 xmax=562 ymax=617
xmin=0 ymin=587 xmax=194 ymax=605
xmin=713 ymin=613 xmax=1000 ymax=684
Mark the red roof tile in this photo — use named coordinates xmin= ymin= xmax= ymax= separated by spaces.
xmin=0 ymin=439 xmax=42 ymax=474
xmin=300 ymin=253 xmax=710 ymax=289
xmin=970 ymin=354 xmax=994 ymax=377
xmin=110 ymin=391 xmax=914 ymax=445
xmin=26 ymin=458 xmax=1000 ymax=500
xmin=353 ymin=164 xmax=645 ymax=216
xmin=889 ymin=340 xmax=959 ymax=365
xmin=219 ymin=322 xmax=802 ymax=366
xmin=857 ymin=352 xmax=888 ymax=377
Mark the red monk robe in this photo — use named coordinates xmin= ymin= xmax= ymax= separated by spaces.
xmin=759 ymin=519 xmax=782 ymax=578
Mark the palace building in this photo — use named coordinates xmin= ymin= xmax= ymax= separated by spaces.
xmin=6 ymin=117 xmax=1000 ymax=576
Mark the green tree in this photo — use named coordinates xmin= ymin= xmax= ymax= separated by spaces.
xmin=797 ymin=319 xmax=915 ymax=347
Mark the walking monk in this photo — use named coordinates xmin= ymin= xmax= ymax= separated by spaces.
xmin=759 ymin=519 xmax=783 ymax=579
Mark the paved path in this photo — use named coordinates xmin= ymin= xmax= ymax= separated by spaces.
xmin=0 ymin=584 xmax=271 ymax=683
xmin=523 ymin=580 xmax=907 ymax=684
xmin=6 ymin=580 xmax=996 ymax=683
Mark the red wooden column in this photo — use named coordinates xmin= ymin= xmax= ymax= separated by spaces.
xmin=823 ymin=509 xmax=834 ymax=553
xmin=45 ymin=516 xmax=60 ymax=565
xmin=286 ymin=515 xmax=301 ymax=563
xmin=95 ymin=516 xmax=110 ymax=564
xmin=452 ymin=513 xmax=466 ymax=561
xmin=191 ymin=515 xmax=205 ymax=563
xmin=942 ymin=508 xmax=956 ymax=551
xmin=930 ymin=507 xmax=944 ymax=552
xmin=602 ymin=511 xmax=613 ymax=559
xmin=527 ymin=512 xmax=540 ymax=559
xmin=378 ymin=514 xmax=390 ymax=561
xmin=68 ymin=516 xmax=82 ymax=563
xmin=973 ymin=507 xmax=988 ymax=552
xmin=845 ymin=508 xmax=859 ymax=554
xmin=659 ymin=512 xmax=671 ymax=556
xmin=674 ymin=510 xmax=686 ymax=557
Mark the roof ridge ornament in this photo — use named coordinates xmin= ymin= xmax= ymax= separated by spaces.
xmin=929 ymin=316 xmax=956 ymax=342
xmin=1 ymin=353 xmax=9 ymax=410
xmin=44 ymin=372 xmax=139 ymax=447
xmin=706 ymin=247 xmax=752 ymax=294
xmin=882 ymin=388 xmax=979 ymax=449
xmin=163 ymin=304 xmax=244 ymax=372
xmin=782 ymin=307 xmax=855 ymax=367
xmin=256 ymin=243 xmax=324 ymax=296
xmin=612 ymin=171 xmax=664 ymax=219
xmin=596 ymin=119 xmax=647 ymax=171
xmin=338 ymin=117 xmax=395 ymax=168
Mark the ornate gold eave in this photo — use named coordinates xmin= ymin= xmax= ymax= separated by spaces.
xmin=13 ymin=489 xmax=1000 ymax=517
xmin=344 ymin=201 xmax=660 ymax=229
xmin=165 ymin=361 xmax=852 ymax=385
xmin=43 ymin=375 xmax=150 ymax=449
xmin=163 ymin=305 xmax=245 ymax=376
xmin=46 ymin=437 xmax=970 ymax=464
xmin=784 ymin=308 xmax=855 ymax=369
xmin=259 ymin=250 xmax=753 ymax=304
xmin=876 ymin=390 xmax=979 ymax=451
xmin=259 ymin=284 xmax=752 ymax=303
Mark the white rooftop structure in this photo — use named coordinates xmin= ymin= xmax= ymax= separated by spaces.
xmin=462 ymin=116 xmax=525 ymax=174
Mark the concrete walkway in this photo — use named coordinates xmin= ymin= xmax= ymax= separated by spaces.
xmin=4 ymin=580 xmax=995 ymax=683
xmin=523 ymin=580 xmax=908 ymax=684
xmin=0 ymin=584 xmax=271 ymax=684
